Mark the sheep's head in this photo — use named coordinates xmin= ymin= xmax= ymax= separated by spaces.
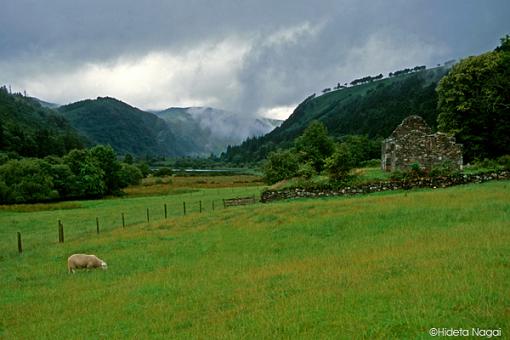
xmin=101 ymin=261 xmax=108 ymax=270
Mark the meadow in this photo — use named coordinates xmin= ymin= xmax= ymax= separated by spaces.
xmin=0 ymin=179 xmax=509 ymax=338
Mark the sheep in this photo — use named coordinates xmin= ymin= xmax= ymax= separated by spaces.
xmin=67 ymin=254 xmax=107 ymax=273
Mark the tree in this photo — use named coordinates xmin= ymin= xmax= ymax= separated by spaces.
xmin=295 ymin=121 xmax=335 ymax=172
xmin=340 ymin=135 xmax=381 ymax=166
xmin=119 ymin=163 xmax=143 ymax=187
xmin=64 ymin=148 xmax=107 ymax=197
xmin=0 ymin=158 xmax=56 ymax=203
xmin=124 ymin=153 xmax=134 ymax=164
xmin=263 ymin=149 xmax=299 ymax=184
xmin=153 ymin=167 xmax=173 ymax=177
xmin=495 ymin=34 xmax=510 ymax=52
xmin=50 ymin=163 xmax=76 ymax=198
xmin=90 ymin=145 xmax=122 ymax=194
xmin=0 ymin=120 xmax=4 ymax=149
xmin=77 ymin=157 xmax=106 ymax=197
xmin=325 ymin=143 xmax=354 ymax=181
xmin=437 ymin=37 xmax=510 ymax=161
xmin=136 ymin=162 xmax=151 ymax=178
xmin=63 ymin=149 xmax=88 ymax=174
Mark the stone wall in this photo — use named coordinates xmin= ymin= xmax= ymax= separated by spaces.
xmin=261 ymin=170 xmax=509 ymax=203
xmin=382 ymin=115 xmax=463 ymax=171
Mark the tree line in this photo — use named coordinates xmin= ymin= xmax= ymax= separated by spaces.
xmin=389 ymin=65 xmax=426 ymax=78
xmin=0 ymin=145 xmax=143 ymax=204
xmin=321 ymin=64 xmax=428 ymax=94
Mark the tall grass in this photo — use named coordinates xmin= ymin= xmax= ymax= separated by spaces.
xmin=125 ymin=175 xmax=264 ymax=197
xmin=0 ymin=181 xmax=509 ymax=338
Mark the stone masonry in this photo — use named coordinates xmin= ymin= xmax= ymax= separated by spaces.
xmin=261 ymin=170 xmax=509 ymax=203
xmin=381 ymin=115 xmax=463 ymax=171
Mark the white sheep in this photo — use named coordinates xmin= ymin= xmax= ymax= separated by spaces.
xmin=67 ymin=254 xmax=107 ymax=273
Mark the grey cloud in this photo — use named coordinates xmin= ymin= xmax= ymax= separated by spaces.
xmin=1 ymin=0 xmax=509 ymax=117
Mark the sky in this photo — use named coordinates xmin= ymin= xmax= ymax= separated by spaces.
xmin=1 ymin=0 xmax=509 ymax=119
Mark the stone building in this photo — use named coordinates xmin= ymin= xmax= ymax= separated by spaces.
xmin=381 ymin=115 xmax=463 ymax=171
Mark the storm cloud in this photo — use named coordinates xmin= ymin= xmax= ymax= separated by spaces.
xmin=1 ymin=0 xmax=509 ymax=119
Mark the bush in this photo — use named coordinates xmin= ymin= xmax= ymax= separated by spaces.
xmin=325 ymin=144 xmax=354 ymax=181
xmin=429 ymin=161 xmax=460 ymax=177
xmin=390 ymin=163 xmax=425 ymax=181
xmin=0 ymin=158 xmax=55 ymax=203
xmin=119 ymin=163 xmax=143 ymax=186
xmin=497 ymin=155 xmax=510 ymax=170
xmin=297 ymin=162 xmax=316 ymax=180
xmin=153 ymin=167 xmax=173 ymax=177
xmin=263 ymin=149 xmax=299 ymax=184
xmin=136 ymin=162 xmax=151 ymax=177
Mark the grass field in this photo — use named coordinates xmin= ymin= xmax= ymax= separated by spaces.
xmin=1 ymin=180 xmax=509 ymax=338
xmin=125 ymin=175 xmax=264 ymax=197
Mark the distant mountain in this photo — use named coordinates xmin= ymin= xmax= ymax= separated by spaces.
xmin=58 ymin=98 xmax=281 ymax=157
xmin=0 ymin=87 xmax=85 ymax=157
xmin=58 ymin=97 xmax=184 ymax=157
xmin=154 ymin=107 xmax=282 ymax=155
xmin=29 ymin=97 xmax=60 ymax=109
xmin=222 ymin=66 xmax=451 ymax=163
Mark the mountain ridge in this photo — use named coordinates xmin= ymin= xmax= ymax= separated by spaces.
xmin=57 ymin=97 xmax=282 ymax=157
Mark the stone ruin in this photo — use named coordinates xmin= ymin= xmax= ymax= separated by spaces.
xmin=381 ymin=115 xmax=463 ymax=171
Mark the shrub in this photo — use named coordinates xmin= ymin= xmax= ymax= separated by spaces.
xmin=496 ymin=155 xmax=510 ymax=170
xmin=0 ymin=158 xmax=55 ymax=203
xmin=390 ymin=163 xmax=425 ymax=181
xmin=429 ymin=161 xmax=460 ymax=177
xmin=136 ymin=162 xmax=151 ymax=178
xmin=154 ymin=167 xmax=173 ymax=177
xmin=325 ymin=144 xmax=354 ymax=181
xmin=297 ymin=162 xmax=316 ymax=180
xmin=119 ymin=163 xmax=143 ymax=186
xmin=263 ymin=149 xmax=299 ymax=184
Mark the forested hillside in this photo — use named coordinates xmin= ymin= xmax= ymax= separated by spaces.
xmin=221 ymin=66 xmax=450 ymax=163
xmin=0 ymin=86 xmax=85 ymax=158
xmin=59 ymin=97 xmax=187 ymax=157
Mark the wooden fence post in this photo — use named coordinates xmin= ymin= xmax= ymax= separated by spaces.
xmin=199 ymin=200 xmax=202 ymax=213
xmin=164 ymin=204 xmax=167 ymax=219
xmin=96 ymin=217 xmax=100 ymax=234
xmin=147 ymin=208 xmax=150 ymax=223
xmin=122 ymin=213 xmax=125 ymax=228
xmin=17 ymin=232 xmax=22 ymax=254
xmin=183 ymin=202 xmax=186 ymax=215
xmin=58 ymin=220 xmax=64 ymax=243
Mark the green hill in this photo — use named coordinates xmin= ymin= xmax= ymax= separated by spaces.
xmin=222 ymin=66 xmax=451 ymax=163
xmin=58 ymin=97 xmax=185 ymax=157
xmin=0 ymin=86 xmax=85 ymax=157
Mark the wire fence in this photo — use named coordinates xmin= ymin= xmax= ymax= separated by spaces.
xmin=3 ymin=186 xmax=264 ymax=256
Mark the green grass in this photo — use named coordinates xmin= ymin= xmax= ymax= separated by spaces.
xmin=1 ymin=181 xmax=509 ymax=338
xmin=0 ymin=186 xmax=263 ymax=255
